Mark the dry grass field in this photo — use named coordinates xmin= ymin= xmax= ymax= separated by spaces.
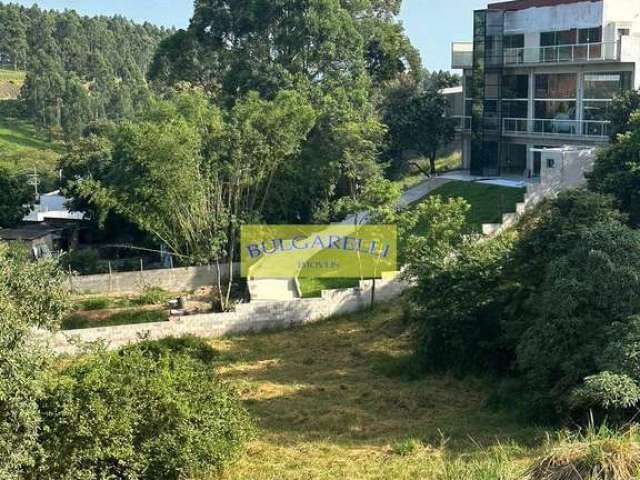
xmin=204 ymin=301 xmax=545 ymax=480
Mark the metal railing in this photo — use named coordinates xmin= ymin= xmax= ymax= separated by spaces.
xmin=502 ymin=118 xmax=610 ymax=138
xmin=503 ymin=42 xmax=619 ymax=65
xmin=451 ymin=42 xmax=473 ymax=69
xmin=452 ymin=115 xmax=472 ymax=131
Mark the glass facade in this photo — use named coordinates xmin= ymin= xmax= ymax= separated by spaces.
xmin=463 ymin=8 xmax=631 ymax=178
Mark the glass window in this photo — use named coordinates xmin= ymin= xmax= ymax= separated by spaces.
xmin=502 ymin=100 xmax=528 ymax=118
xmin=500 ymin=143 xmax=527 ymax=175
xmin=583 ymin=101 xmax=611 ymax=121
xmin=583 ymin=72 xmax=632 ymax=99
xmin=579 ymin=27 xmax=602 ymax=44
xmin=504 ymin=34 xmax=524 ymax=49
xmin=502 ymin=74 xmax=528 ymax=98
xmin=535 ymin=73 xmax=577 ymax=99
xmin=540 ymin=30 xmax=577 ymax=46
xmin=535 ymin=100 xmax=576 ymax=120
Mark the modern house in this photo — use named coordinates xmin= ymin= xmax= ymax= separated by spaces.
xmin=451 ymin=0 xmax=640 ymax=178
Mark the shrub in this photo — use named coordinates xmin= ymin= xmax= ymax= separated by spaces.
xmin=516 ymin=221 xmax=640 ymax=418
xmin=77 ymin=296 xmax=111 ymax=311
xmin=60 ymin=248 xmax=100 ymax=275
xmin=132 ymin=286 xmax=170 ymax=306
xmin=62 ymin=309 xmax=167 ymax=330
xmin=525 ymin=424 xmax=640 ymax=480
xmin=572 ymin=372 xmax=640 ymax=412
xmin=410 ymin=231 xmax=516 ymax=374
xmin=128 ymin=335 xmax=219 ymax=364
xmin=0 ymin=244 xmax=69 ymax=479
xmin=36 ymin=345 xmax=254 ymax=479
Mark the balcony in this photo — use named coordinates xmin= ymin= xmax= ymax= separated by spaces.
xmin=451 ymin=42 xmax=473 ymax=69
xmin=503 ymin=42 xmax=619 ymax=66
xmin=452 ymin=115 xmax=471 ymax=131
xmin=502 ymin=118 xmax=610 ymax=139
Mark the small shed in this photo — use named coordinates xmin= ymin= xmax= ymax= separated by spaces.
xmin=0 ymin=225 xmax=61 ymax=258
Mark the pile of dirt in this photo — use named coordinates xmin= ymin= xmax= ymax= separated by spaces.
xmin=0 ymin=80 xmax=21 ymax=100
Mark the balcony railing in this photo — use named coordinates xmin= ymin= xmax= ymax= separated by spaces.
xmin=503 ymin=118 xmax=610 ymax=138
xmin=451 ymin=42 xmax=473 ymax=69
xmin=452 ymin=115 xmax=471 ymax=131
xmin=503 ymin=42 xmax=619 ymax=65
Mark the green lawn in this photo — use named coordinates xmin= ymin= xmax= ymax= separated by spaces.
xmin=298 ymin=277 xmax=360 ymax=298
xmin=426 ymin=180 xmax=526 ymax=232
xmin=0 ymin=118 xmax=62 ymax=177
xmin=0 ymin=68 xmax=25 ymax=83
xmin=210 ymin=301 xmax=543 ymax=479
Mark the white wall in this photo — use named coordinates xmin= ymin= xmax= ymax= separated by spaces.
xmin=43 ymin=274 xmax=411 ymax=355
xmin=504 ymin=1 xmax=603 ymax=34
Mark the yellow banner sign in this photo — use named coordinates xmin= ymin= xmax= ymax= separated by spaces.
xmin=241 ymin=225 xmax=397 ymax=278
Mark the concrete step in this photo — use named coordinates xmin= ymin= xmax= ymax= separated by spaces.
xmin=248 ymin=278 xmax=299 ymax=301
xmin=482 ymin=223 xmax=503 ymax=236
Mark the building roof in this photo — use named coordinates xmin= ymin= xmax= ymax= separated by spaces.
xmin=488 ymin=0 xmax=600 ymax=11
xmin=0 ymin=227 xmax=55 ymax=241
xmin=440 ymin=86 xmax=464 ymax=95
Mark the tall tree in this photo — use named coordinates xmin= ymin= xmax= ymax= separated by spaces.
xmin=0 ymin=167 xmax=34 ymax=228
xmin=69 ymin=89 xmax=316 ymax=310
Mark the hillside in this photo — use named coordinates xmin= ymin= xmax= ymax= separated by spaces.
xmin=0 ymin=69 xmax=23 ymax=100
xmin=210 ymin=301 xmax=543 ymax=479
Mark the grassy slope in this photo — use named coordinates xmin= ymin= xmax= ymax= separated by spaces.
xmin=0 ymin=69 xmax=61 ymax=176
xmin=427 ymin=181 xmax=526 ymax=232
xmin=0 ymin=69 xmax=26 ymax=83
xmin=300 ymin=181 xmax=526 ymax=297
xmin=212 ymin=302 xmax=543 ymax=479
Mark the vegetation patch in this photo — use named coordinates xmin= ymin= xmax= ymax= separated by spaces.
xmin=424 ymin=181 xmax=526 ymax=232
xmin=526 ymin=425 xmax=640 ymax=480
xmin=39 ymin=343 xmax=254 ymax=479
xmin=298 ymin=277 xmax=360 ymax=298
xmin=62 ymin=308 xmax=168 ymax=330
xmin=208 ymin=302 xmax=544 ymax=479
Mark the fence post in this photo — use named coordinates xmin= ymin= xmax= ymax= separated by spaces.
xmin=108 ymin=261 xmax=113 ymax=293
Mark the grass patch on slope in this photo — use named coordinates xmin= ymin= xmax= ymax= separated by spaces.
xmin=209 ymin=301 xmax=544 ymax=479
xmin=0 ymin=69 xmax=25 ymax=83
xmin=425 ymin=180 xmax=526 ymax=232
xmin=298 ymin=277 xmax=360 ymax=298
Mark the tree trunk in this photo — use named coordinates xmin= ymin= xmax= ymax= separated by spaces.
xmin=429 ymin=153 xmax=437 ymax=177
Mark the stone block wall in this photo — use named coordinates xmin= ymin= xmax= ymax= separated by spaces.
xmin=45 ymin=273 xmax=412 ymax=354
xmin=67 ymin=263 xmax=240 ymax=295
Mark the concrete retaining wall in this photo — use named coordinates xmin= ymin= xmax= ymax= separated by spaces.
xmin=45 ymin=274 xmax=411 ymax=354
xmin=68 ymin=263 xmax=240 ymax=295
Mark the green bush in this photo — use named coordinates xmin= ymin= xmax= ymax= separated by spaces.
xmin=409 ymin=189 xmax=640 ymax=422
xmin=76 ymin=296 xmax=111 ymax=311
xmin=60 ymin=249 xmax=100 ymax=275
xmin=128 ymin=335 xmax=219 ymax=364
xmin=410 ymin=231 xmax=516 ymax=375
xmin=0 ymin=244 xmax=69 ymax=479
xmin=62 ymin=308 xmax=167 ymax=330
xmin=36 ymin=345 xmax=254 ymax=479
xmin=572 ymin=372 xmax=640 ymax=412
xmin=132 ymin=286 xmax=170 ymax=306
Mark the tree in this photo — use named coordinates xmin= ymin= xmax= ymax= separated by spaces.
xmin=0 ymin=243 xmax=69 ymax=479
xmin=70 ymin=89 xmax=315 ymax=311
xmin=588 ymin=112 xmax=640 ymax=226
xmin=607 ymin=89 xmax=640 ymax=142
xmin=0 ymin=166 xmax=35 ymax=227
xmin=383 ymin=81 xmax=456 ymax=176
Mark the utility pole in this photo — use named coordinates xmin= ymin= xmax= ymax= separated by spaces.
xmin=28 ymin=168 xmax=40 ymax=199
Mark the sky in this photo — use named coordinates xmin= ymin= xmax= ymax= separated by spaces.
xmin=8 ymin=0 xmax=490 ymax=72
